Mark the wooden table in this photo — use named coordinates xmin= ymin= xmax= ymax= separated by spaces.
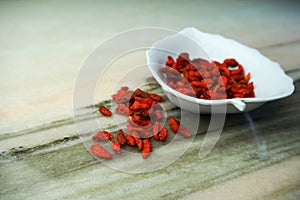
xmin=1 ymin=1 xmax=300 ymax=199
xmin=1 ymin=70 xmax=299 ymax=199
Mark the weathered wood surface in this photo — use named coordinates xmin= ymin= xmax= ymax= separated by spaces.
xmin=1 ymin=1 xmax=300 ymax=199
xmin=1 ymin=69 xmax=299 ymax=200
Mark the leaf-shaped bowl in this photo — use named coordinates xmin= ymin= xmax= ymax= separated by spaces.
xmin=146 ymin=27 xmax=295 ymax=114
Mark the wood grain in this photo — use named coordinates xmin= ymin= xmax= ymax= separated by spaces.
xmin=1 ymin=70 xmax=299 ymax=200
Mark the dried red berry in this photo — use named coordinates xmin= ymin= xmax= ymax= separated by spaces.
xmin=168 ymin=116 xmax=191 ymax=137
xmin=99 ymin=105 xmax=112 ymax=116
xmin=149 ymin=93 xmax=165 ymax=102
xmin=178 ymin=126 xmax=191 ymax=137
xmin=168 ymin=116 xmax=180 ymax=133
xmin=107 ymin=85 xmax=193 ymax=160
xmin=131 ymin=88 xmax=150 ymax=99
xmin=115 ymin=103 xmax=130 ymax=116
xmin=166 ymin=56 xmax=174 ymax=67
xmin=125 ymin=134 xmax=135 ymax=146
xmin=131 ymin=114 xmax=151 ymax=126
xmin=142 ymin=139 xmax=152 ymax=159
xmin=117 ymin=129 xmax=127 ymax=145
xmin=90 ymin=144 xmax=112 ymax=159
xmin=149 ymin=104 xmax=164 ymax=121
xmin=153 ymin=122 xmax=168 ymax=141
xmin=111 ymin=141 xmax=121 ymax=155
xmin=111 ymin=86 xmax=129 ymax=100
xmin=132 ymin=131 xmax=143 ymax=150
xmin=160 ymin=53 xmax=255 ymax=100
xmin=130 ymin=97 xmax=154 ymax=112
xmin=224 ymin=58 xmax=238 ymax=67
xmin=92 ymin=130 xmax=114 ymax=141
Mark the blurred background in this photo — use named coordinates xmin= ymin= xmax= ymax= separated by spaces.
xmin=1 ymin=0 xmax=300 ymax=133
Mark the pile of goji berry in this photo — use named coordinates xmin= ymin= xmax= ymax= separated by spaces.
xmin=91 ymin=87 xmax=191 ymax=159
xmin=160 ymin=52 xmax=255 ymax=99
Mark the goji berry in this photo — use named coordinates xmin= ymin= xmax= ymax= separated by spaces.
xmin=160 ymin=53 xmax=255 ymax=99
xmin=153 ymin=122 xmax=168 ymax=141
xmin=165 ymin=55 xmax=174 ymax=67
xmin=117 ymin=129 xmax=127 ymax=145
xmin=114 ymin=92 xmax=133 ymax=105
xmin=111 ymin=86 xmax=129 ymax=100
xmin=130 ymin=88 xmax=150 ymax=100
xmin=92 ymin=130 xmax=114 ymax=141
xmin=125 ymin=134 xmax=135 ymax=146
xmin=149 ymin=93 xmax=165 ymax=102
xmin=115 ymin=103 xmax=130 ymax=116
xmin=179 ymin=126 xmax=191 ymax=137
xmin=168 ymin=116 xmax=191 ymax=137
xmin=90 ymin=144 xmax=112 ymax=159
xmin=224 ymin=58 xmax=238 ymax=67
xmin=130 ymin=97 xmax=154 ymax=112
xmin=168 ymin=116 xmax=180 ymax=133
xmin=149 ymin=104 xmax=164 ymax=121
xmin=131 ymin=114 xmax=151 ymax=126
xmin=229 ymin=64 xmax=244 ymax=76
xmin=108 ymin=85 xmax=193 ymax=160
xmin=127 ymin=124 xmax=152 ymax=139
xmin=111 ymin=141 xmax=121 ymax=155
xmin=99 ymin=105 xmax=112 ymax=117
xmin=244 ymin=72 xmax=251 ymax=82
xmin=142 ymin=139 xmax=152 ymax=159
xmin=132 ymin=131 xmax=143 ymax=150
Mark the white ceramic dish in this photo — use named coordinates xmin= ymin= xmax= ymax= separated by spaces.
xmin=146 ymin=27 xmax=295 ymax=114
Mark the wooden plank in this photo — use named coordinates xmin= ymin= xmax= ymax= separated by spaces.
xmin=1 ymin=1 xmax=300 ymax=199
xmin=258 ymin=40 xmax=300 ymax=71
xmin=1 ymin=70 xmax=299 ymax=200
xmin=183 ymin=156 xmax=300 ymax=200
